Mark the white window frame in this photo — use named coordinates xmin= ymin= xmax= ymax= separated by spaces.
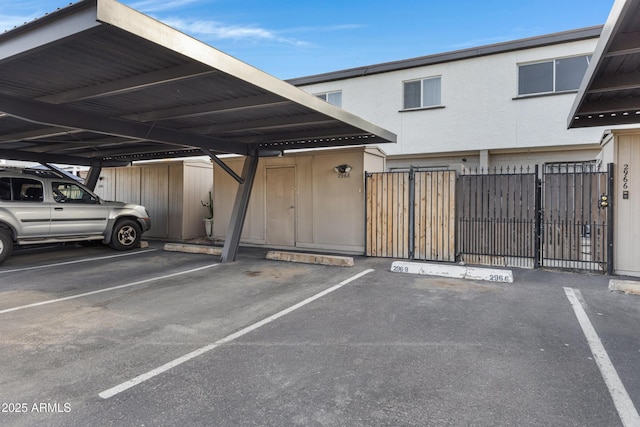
xmin=314 ymin=90 xmax=342 ymax=107
xmin=402 ymin=76 xmax=442 ymax=111
xmin=517 ymin=54 xmax=591 ymax=97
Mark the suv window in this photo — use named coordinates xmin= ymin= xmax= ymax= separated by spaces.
xmin=0 ymin=177 xmax=44 ymax=202
xmin=0 ymin=178 xmax=10 ymax=201
xmin=52 ymin=182 xmax=99 ymax=204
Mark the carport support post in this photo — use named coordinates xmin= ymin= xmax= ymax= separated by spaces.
xmin=221 ymin=150 xmax=259 ymax=263
xmin=85 ymin=165 xmax=102 ymax=191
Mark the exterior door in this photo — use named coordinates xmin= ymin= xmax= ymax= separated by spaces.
xmin=266 ymin=167 xmax=295 ymax=246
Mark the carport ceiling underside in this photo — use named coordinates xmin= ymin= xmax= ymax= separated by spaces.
xmin=569 ymin=0 xmax=640 ymax=128
xmin=0 ymin=0 xmax=395 ymax=167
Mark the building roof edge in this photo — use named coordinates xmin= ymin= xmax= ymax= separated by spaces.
xmin=287 ymin=25 xmax=603 ymax=86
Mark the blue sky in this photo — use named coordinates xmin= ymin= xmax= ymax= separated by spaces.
xmin=1 ymin=0 xmax=615 ymax=79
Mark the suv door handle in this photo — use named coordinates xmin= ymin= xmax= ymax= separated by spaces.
xmin=55 ymin=207 xmax=64 ymax=211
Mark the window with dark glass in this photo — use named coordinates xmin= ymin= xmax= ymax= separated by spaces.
xmin=5 ymin=178 xmax=44 ymax=202
xmin=403 ymin=76 xmax=441 ymax=109
xmin=518 ymin=55 xmax=590 ymax=96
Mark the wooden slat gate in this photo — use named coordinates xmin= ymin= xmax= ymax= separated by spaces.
xmin=365 ymin=169 xmax=456 ymax=261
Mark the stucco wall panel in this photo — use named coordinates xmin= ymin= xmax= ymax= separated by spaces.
xmin=213 ymin=147 xmax=384 ymax=253
xmin=298 ymin=38 xmax=607 ymax=158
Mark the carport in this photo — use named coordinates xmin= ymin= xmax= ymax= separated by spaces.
xmin=568 ymin=0 xmax=640 ymax=129
xmin=568 ymin=0 xmax=640 ymax=276
xmin=0 ymin=0 xmax=396 ymax=262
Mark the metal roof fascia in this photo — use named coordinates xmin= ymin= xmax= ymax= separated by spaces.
xmin=0 ymin=1 xmax=100 ymax=63
xmin=94 ymin=0 xmax=396 ymax=144
xmin=0 ymin=149 xmax=128 ymax=167
xmin=568 ymin=0 xmax=632 ymax=128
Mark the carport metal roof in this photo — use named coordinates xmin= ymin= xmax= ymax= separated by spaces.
xmin=0 ymin=0 xmax=395 ymax=167
xmin=568 ymin=0 xmax=640 ymax=128
xmin=0 ymin=0 xmax=396 ymax=263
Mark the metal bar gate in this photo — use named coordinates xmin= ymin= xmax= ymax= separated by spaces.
xmin=456 ymin=166 xmax=539 ymax=269
xmin=541 ymin=162 xmax=613 ymax=273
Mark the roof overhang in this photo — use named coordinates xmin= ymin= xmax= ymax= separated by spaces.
xmin=0 ymin=0 xmax=395 ymax=166
xmin=568 ymin=0 xmax=640 ymax=128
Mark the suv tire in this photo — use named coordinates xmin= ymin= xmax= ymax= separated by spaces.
xmin=110 ymin=219 xmax=142 ymax=251
xmin=0 ymin=229 xmax=13 ymax=264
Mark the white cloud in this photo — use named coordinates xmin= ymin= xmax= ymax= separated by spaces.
xmin=281 ymin=23 xmax=365 ymax=34
xmin=129 ymin=0 xmax=202 ymax=13
xmin=164 ymin=18 xmax=312 ymax=47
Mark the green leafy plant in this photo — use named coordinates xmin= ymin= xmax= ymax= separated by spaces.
xmin=201 ymin=191 xmax=213 ymax=219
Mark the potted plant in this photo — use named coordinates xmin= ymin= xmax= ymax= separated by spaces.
xmin=201 ymin=191 xmax=214 ymax=240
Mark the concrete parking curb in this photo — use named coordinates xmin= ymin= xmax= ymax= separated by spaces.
xmin=164 ymin=243 xmax=222 ymax=256
xmin=266 ymin=251 xmax=354 ymax=267
xmin=391 ymin=260 xmax=514 ymax=283
xmin=609 ymin=279 xmax=640 ymax=295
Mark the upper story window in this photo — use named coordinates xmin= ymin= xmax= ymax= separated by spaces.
xmin=315 ymin=90 xmax=342 ymax=107
xmin=403 ymin=76 xmax=441 ymax=110
xmin=518 ymin=55 xmax=591 ymax=96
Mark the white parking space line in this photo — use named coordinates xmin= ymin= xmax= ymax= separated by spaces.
xmin=0 ymin=263 xmax=219 ymax=315
xmin=99 ymin=268 xmax=375 ymax=399
xmin=0 ymin=248 xmax=158 ymax=274
xmin=564 ymin=287 xmax=640 ymax=427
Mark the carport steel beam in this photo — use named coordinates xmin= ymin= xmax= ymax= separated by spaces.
xmin=221 ymin=150 xmax=260 ymax=263
xmin=0 ymin=94 xmax=247 ymax=155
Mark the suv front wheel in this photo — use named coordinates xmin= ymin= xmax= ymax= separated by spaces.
xmin=0 ymin=229 xmax=13 ymax=264
xmin=110 ymin=219 xmax=142 ymax=251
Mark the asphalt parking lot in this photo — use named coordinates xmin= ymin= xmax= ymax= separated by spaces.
xmin=0 ymin=241 xmax=639 ymax=426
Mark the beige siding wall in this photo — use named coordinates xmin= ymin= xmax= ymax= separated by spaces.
xmin=95 ymin=169 xmax=116 ymax=200
xmin=386 ymin=146 xmax=601 ymax=173
xmin=141 ymin=165 xmax=170 ymax=238
xmin=611 ymin=130 xmax=640 ymax=277
xmin=94 ymin=160 xmax=213 ymax=240
xmin=363 ymin=149 xmax=385 ymax=173
xmin=311 ymin=152 xmax=365 ymax=249
xmin=213 ymin=159 xmax=265 ymax=243
xmin=213 ymin=147 xmax=385 ymax=253
xmin=296 ymin=156 xmax=314 ymax=244
xmin=116 ymin=167 xmax=140 ymax=204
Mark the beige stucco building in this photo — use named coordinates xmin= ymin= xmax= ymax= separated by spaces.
xmin=213 ymin=147 xmax=385 ymax=254
xmin=599 ymin=130 xmax=640 ymax=277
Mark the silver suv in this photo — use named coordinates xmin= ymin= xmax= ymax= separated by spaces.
xmin=0 ymin=167 xmax=151 ymax=265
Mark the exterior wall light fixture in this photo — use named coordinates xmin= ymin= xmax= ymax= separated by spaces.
xmin=334 ymin=164 xmax=352 ymax=174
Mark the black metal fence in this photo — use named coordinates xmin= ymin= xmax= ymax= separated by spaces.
xmin=456 ymin=162 xmax=613 ymax=273
xmin=456 ymin=166 xmax=539 ymax=269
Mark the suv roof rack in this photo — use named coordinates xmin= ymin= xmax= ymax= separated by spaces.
xmin=0 ymin=164 xmax=80 ymax=181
